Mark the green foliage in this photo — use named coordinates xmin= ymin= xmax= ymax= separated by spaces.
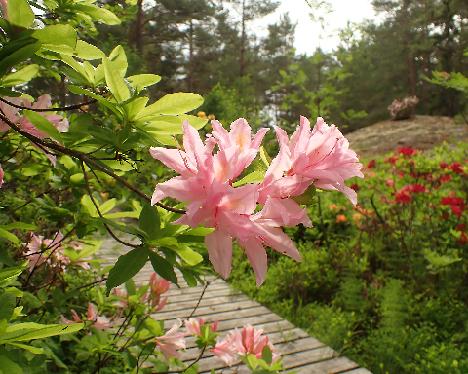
xmin=231 ymin=143 xmax=468 ymax=373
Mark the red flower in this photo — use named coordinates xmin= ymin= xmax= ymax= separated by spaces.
xmin=386 ymin=179 xmax=395 ymax=187
xmin=439 ymin=174 xmax=451 ymax=184
xmin=398 ymin=147 xmax=417 ymax=156
xmin=408 ymin=184 xmax=426 ymax=193
xmin=387 ymin=155 xmax=399 ymax=165
xmin=441 ymin=197 xmax=464 ymax=206
xmin=367 ymin=160 xmax=376 ymax=169
xmin=459 ymin=232 xmax=468 ymax=245
xmin=441 ymin=196 xmax=465 ymax=218
xmin=350 ymin=183 xmax=360 ymax=192
xmin=449 ymin=162 xmax=464 ymax=174
xmin=395 ymin=189 xmax=412 ymax=204
xmin=440 ymin=162 xmax=449 ymax=169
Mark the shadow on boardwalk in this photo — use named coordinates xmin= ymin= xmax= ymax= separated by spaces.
xmin=100 ymin=238 xmax=371 ymax=373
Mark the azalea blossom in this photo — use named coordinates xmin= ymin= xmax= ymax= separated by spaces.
xmin=156 ymin=320 xmax=186 ymax=359
xmin=23 ymin=232 xmax=70 ymax=272
xmin=258 ymin=116 xmax=363 ymax=205
xmin=142 ymin=273 xmax=170 ymax=311
xmin=150 ymin=117 xmax=361 ymax=285
xmin=212 ymin=325 xmax=277 ymax=366
xmin=61 ymin=303 xmax=111 ymax=330
xmin=184 ymin=318 xmax=218 ymax=337
xmin=0 ymin=164 xmax=3 ymax=188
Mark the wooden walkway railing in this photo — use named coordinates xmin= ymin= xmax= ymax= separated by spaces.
xmin=101 ymin=240 xmax=371 ymax=373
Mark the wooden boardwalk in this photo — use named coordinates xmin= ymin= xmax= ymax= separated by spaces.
xmin=101 ymin=240 xmax=371 ymax=373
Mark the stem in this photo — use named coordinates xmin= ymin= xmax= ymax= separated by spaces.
xmin=0 ymin=112 xmax=185 ymax=214
xmin=0 ymin=96 xmax=97 ymax=112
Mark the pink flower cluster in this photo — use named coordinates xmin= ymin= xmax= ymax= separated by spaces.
xmin=212 ymin=325 xmax=277 ymax=366
xmin=23 ymin=232 xmax=70 ymax=272
xmin=143 ymin=272 xmax=170 ymax=311
xmin=61 ymin=303 xmax=112 ymax=330
xmin=0 ymin=95 xmax=68 ymax=165
xmin=150 ymin=117 xmax=362 ymax=284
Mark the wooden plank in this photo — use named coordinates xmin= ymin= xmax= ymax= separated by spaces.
xmin=165 ymin=288 xmax=242 ymax=303
xmin=153 ymin=299 xmax=260 ymax=320
xmin=290 ymin=356 xmax=360 ymax=373
xmin=162 ymin=305 xmax=273 ymax=326
xmin=162 ymin=293 xmax=250 ymax=313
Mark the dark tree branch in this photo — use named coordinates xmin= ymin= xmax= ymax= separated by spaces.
xmin=0 ymin=96 xmax=97 ymax=112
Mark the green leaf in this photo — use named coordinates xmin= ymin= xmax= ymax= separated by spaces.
xmin=74 ymin=4 xmax=121 ymax=25
xmin=127 ymin=74 xmax=161 ymax=92
xmin=175 ymin=245 xmax=203 ymax=266
xmin=23 ymin=110 xmax=63 ymax=143
xmin=33 ymin=24 xmax=77 ymax=48
xmin=81 ymin=195 xmax=98 ymax=217
xmin=139 ymin=204 xmax=161 ymax=240
xmin=7 ymin=0 xmax=34 ymax=28
xmin=1 ymin=222 xmax=36 ymax=231
xmin=0 ymin=40 xmax=41 ymax=76
xmin=0 ymin=355 xmax=22 ymax=374
xmin=140 ymin=114 xmax=207 ymax=133
xmin=148 ymin=251 xmax=177 ymax=284
xmin=74 ymin=40 xmax=104 ymax=60
xmin=259 ymin=146 xmax=271 ymax=167
xmin=232 ymin=170 xmax=264 ymax=187
xmin=292 ymin=185 xmax=316 ymax=205
xmin=1 ymin=65 xmax=39 ymax=87
xmin=5 ymin=342 xmax=44 ymax=355
xmin=0 ymin=228 xmax=20 ymax=245
xmin=106 ymin=247 xmax=149 ymax=293
xmin=0 ymin=322 xmax=84 ymax=342
xmin=261 ymin=346 xmax=273 ymax=364
xmin=137 ymin=93 xmax=204 ymax=118
xmin=103 ymin=56 xmax=130 ymax=103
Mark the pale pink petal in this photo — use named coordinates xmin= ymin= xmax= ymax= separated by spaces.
xmin=240 ymin=238 xmax=268 ymax=286
xmin=0 ymin=165 xmax=3 ymax=188
xmin=87 ymin=303 xmax=98 ymax=321
xmin=205 ymin=230 xmax=232 ymax=279
xmin=219 ymin=184 xmax=258 ymax=215
xmin=256 ymin=197 xmax=312 ymax=227
xmin=149 ymin=147 xmax=195 ymax=175
xmin=150 ymin=176 xmax=194 ymax=205
xmin=253 ymin=224 xmax=301 ymax=261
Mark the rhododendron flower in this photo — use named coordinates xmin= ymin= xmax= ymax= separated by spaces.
xmin=184 ymin=318 xmax=218 ymax=337
xmin=150 ymin=120 xmax=303 ymax=285
xmin=62 ymin=304 xmax=111 ymax=330
xmin=441 ymin=196 xmax=465 ymax=218
xmin=142 ymin=273 xmax=170 ymax=311
xmin=398 ymin=147 xmax=417 ymax=156
xmin=440 ymin=162 xmax=449 ymax=169
xmin=23 ymin=232 xmax=69 ymax=271
xmin=449 ymin=162 xmax=464 ymax=174
xmin=258 ymin=116 xmax=363 ymax=205
xmin=211 ymin=118 xmax=268 ymax=181
xmin=395 ymin=189 xmax=412 ymax=204
xmin=213 ymin=325 xmax=277 ymax=366
xmin=0 ymin=97 xmax=21 ymax=132
xmin=367 ymin=160 xmax=376 ymax=169
xmin=156 ymin=320 xmax=186 ymax=359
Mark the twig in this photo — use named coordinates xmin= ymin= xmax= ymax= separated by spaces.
xmin=0 ymin=111 xmax=184 ymax=214
xmin=0 ymin=96 xmax=97 ymax=112
xmin=81 ymin=162 xmax=139 ymax=249
xmin=187 ymin=280 xmax=211 ymax=319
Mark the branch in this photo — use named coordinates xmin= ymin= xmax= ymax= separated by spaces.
xmin=0 ymin=96 xmax=97 ymax=112
xmin=0 ymin=111 xmax=185 ymax=214
xmin=81 ymin=162 xmax=140 ymax=249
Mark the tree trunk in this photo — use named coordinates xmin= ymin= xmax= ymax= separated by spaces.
xmin=187 ymin=19 xmax=194 ymax=91
xmin=129 ymin=0 xmax=144 ymax=54
xmin=240 ymin=0 xmax=246 ymax=76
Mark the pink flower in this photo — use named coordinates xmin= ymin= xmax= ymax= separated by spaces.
xmin=156 ymin=320 xmax=186 ymax=359
xmin=87 ymin=303 xmax=112 ymax=330
xmin=23 ymin=232 xmax=70 ymax=272
xmin=112 ymin=287 xmax=129 ymax=309
xmin=213 ymin=325 xmax=277 ymax=366
xmin=18 ymin=95 xmax=69 ymax=138
xmin=0 ymin=164 xmax=3 ymax=188
xmin=211 ymin=119 xmax=268 ymax=181
xmin=259 ymin=116 xmax=363 ymax=205
xmin=61 ymin=303 xmax=111 ymax=330
xmin=0 ymin=0 xmax=8 ymax=18
xmin=150 ymin=120 xmax=303 ymax=285
xmin=143 ymin=273 xmax=170 ymax=311
xmin=184 ymin=318 xmax=218 ymax=337
xmin=0 ymin=97 xmax=21 ymax=132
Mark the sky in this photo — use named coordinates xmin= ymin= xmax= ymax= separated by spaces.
xmin=253 ymin=0 xmax=379 ymax=55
